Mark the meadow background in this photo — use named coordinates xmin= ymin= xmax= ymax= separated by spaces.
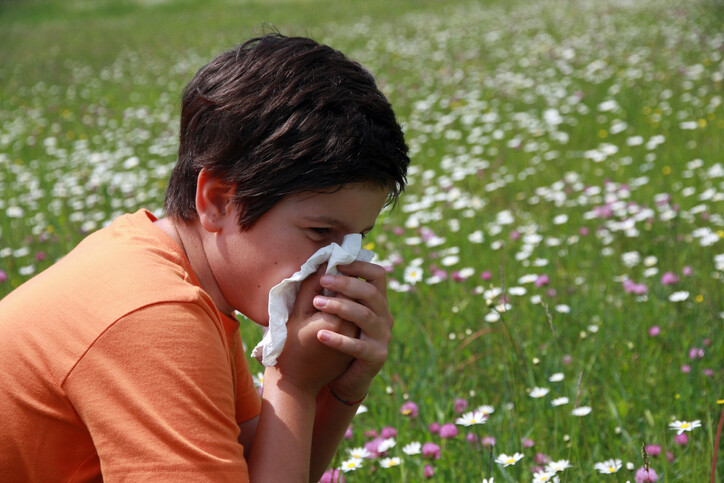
xmin=1 ymin=0 xmax=722 ymax=481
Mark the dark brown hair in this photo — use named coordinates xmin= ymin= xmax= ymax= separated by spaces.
xmin=164 ymin=33 xmax=410 ymax=229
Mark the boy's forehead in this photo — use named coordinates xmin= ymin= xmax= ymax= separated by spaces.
xmin=289 ymin=185 xmax=387 ymax=229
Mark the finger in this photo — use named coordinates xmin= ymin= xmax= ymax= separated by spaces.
xmin=313 ymin=295 xmax=386 ymax=338
xmin=321 ymin=273 xmax=387 ymax=313
xmin=317 ymin=329 xmax=388 ymax=363
xmin=315 ymin=285 xmax=390 ymax=338
xmin=291 ymin=271 xmax=324 ymax=317
xmin=336 ymin=261 xmax=388 ymax=297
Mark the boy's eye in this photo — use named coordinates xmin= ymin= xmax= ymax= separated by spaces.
xmin=310 ymin=227 xmax=332 ymax=236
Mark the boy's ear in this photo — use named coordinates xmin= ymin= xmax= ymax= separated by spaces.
xmin=196 ymin=169 xmax=236 ymax=233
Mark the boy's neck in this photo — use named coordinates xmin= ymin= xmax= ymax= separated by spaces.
xmin=154 ymin=217 xmax=236 ymax=317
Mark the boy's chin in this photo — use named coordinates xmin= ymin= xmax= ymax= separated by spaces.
xmin=250 ymin=313 xmax=270 ymax=327
xmin=232 ymin=308 xmax=268 ymax=327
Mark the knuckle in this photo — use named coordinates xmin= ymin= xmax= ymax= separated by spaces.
xmin=360 ymin=305 xmax=375 ymax=321
xmin=370 ymin=263 xmax=386 ymax=278
xmin=361 ymin=283 xmax=377 ymax=299
xmin=377 ymin=346 xmax=388 ymax=363
xmin=334 ymin=275 xmax=350 ymax=290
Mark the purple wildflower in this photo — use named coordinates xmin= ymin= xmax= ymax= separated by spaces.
xmin=534 ymin=453 xmax=551 ymax=464
xmin=380 ymin=426 xmax=397 ymax=439
xmin=400 ymin=401 xmax=419 ymax=418
xmin=481 ymin=436 xmax=496 ymax=447
xmin=320 ymin=469 xmax=346 ymax=483
xmin=635 ymin=467 xmax=659 ymax=482
xmin=689 ymin=348 xmax=704 ymax=359
xmin=439 ymin=423 xmax=458 ymax=439
xmin=535 ymin=274 xmax=550 ymax=287
xmin=645 ymin=444 xmax=661 ymax=456
xmin=422 ymin=442 xmax=441 ymax=460
xmin=660 ymin=272 xmax=679 ymax=285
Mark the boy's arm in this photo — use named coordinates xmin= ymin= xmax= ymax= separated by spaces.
xmin=246 ymin=368 xmax=318 ymax=482
xmin=246 ymin=272 xmax=360 ymax=482
xmin=307 ymin=261 xmax=394 ymax=479
xmin=237 ymin=417 xmax=258 ymax=461
xmin=309 ymin=387 xmax=361 ymax=479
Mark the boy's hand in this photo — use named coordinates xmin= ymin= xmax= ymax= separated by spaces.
xmin=272 ymin=272 xmax=357 ymax=396
xmin=311 ymin=260 xmax=392 ymax=402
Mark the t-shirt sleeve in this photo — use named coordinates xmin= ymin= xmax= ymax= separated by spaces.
xmin=232 ymin=329 xmax=262 ymax=423
xmin=63 ymin=302 xmax=250 ymax=482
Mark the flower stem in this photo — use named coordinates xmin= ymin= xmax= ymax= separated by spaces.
xmin=711 ymin=406 xmax=724 ymax=483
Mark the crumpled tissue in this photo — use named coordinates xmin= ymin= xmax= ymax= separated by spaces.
xmin=251 ymin=234 xmax=374 ymax=367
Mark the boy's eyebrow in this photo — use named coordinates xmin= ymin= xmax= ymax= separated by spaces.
xmin=303 ymin=215 xmax=375 ymax=234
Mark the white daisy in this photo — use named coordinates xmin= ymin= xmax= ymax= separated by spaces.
xmin=593 ymin=458 xmax=622 ymax=474
xmin=509 ymin=286 xmax=527 ymax=296
xmin=380 ymin=457 xmax=401 ymax=468
xmin=495 ymin=452 xmax=524 ymax=467
xmin=546 ymin=459 xmax=572 ymax=473
xmin=530 ymin=387 xmax=550 ymax=398
xmin=378 ymin=438 xmax=396 ymax=452
xmin=571 ymin=406 xmax=592 ymax=416
xmin=252 ymin=372 xmax=264 ymax=388
xmin=346 ymin=447 xmax=371 ymax=459
xmin=402 ymin=442 xmax=421 ymax=455
xmin=551 ymin=397 xmax=569 ymax=407
xmin=403 ymin=265 xmax=423 ymax=285
xmin=456 ymin=409 xmax=488 ymax=426
xmin=476 ymin=405 xmax=495 ymax=416
xmin=339 ymin=457 xmax=364 ymax=472
xmin=485 ymin=311 xmax=501 ymax=323
xmin=555 ymin=304 xmax=570 ymax=314
xmin=441 ymin=255 xmax=459 ymax=266
xmin=669 ymin=420 xmax=702 ymax=434
xmin=669 ymin=291 xmax=689 ymax=302
xmin=532 ymin=470 xmax=557 ymax=482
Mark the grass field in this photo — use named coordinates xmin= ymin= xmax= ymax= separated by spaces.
xmin=1 ymin=0 xmax=722 ymax=481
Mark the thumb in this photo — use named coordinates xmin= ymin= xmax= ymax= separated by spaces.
xmin=292 ymin=268 xmax=324 ymax=317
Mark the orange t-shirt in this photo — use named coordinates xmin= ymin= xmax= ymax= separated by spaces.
xmin=0 ymin=209 xmax=261 ymax=482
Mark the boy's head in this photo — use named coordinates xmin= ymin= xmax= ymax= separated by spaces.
xmin=165 ymin=33 xmax=410 ymax=229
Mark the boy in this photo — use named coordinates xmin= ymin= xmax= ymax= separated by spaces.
xmin=0 ymin=34 xmax=409 ymax=482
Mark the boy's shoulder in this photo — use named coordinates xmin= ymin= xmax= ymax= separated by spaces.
xmin=2 ymin=209 xmax=216 ymax=331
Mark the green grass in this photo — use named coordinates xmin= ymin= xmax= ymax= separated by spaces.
xmin=1 ymin=0 xmax=723 ymax=481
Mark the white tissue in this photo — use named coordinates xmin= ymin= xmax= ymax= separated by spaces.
xmin=250 ymin=234 xmax=374 ymax=367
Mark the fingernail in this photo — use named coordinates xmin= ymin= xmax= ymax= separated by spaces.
xmin=314 ymin=296 xmax=328 ymax=308
xmin=320 ymin=274 xmax=334 ymax=286
xmin=318 ymin=331 xmax=330 ymax=342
